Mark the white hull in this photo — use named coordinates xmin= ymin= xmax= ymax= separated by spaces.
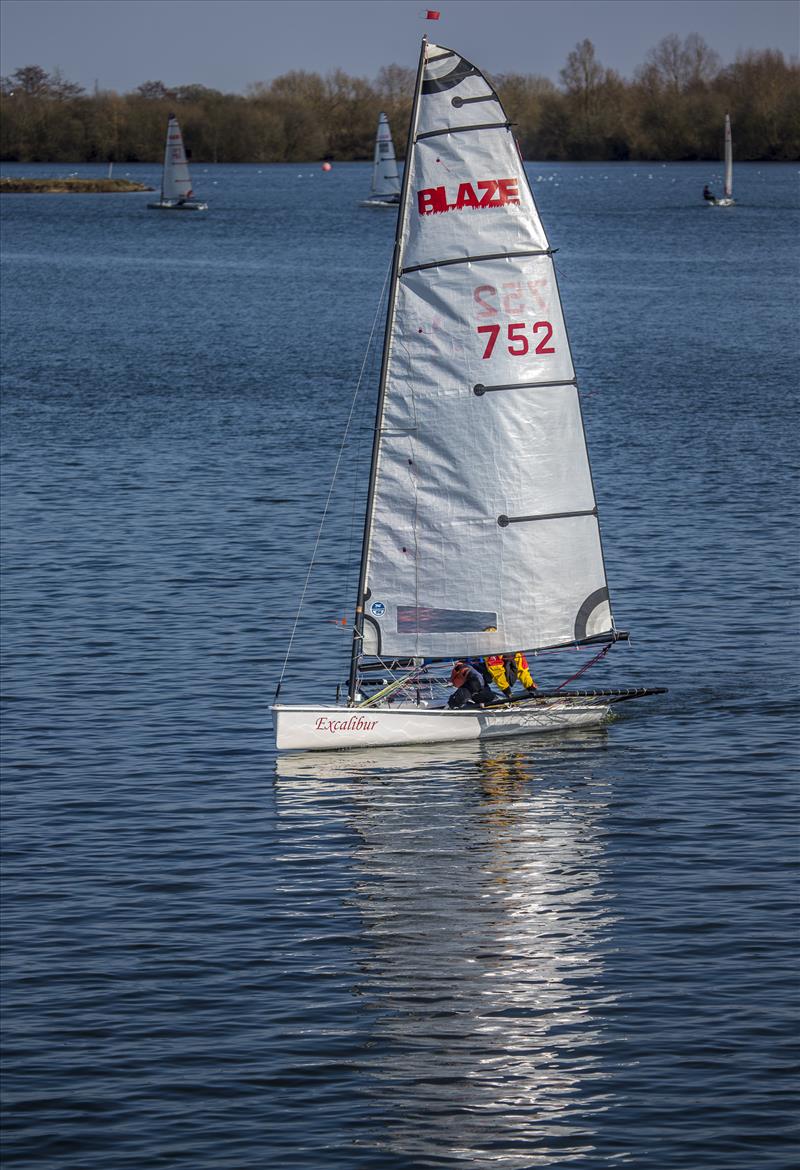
xmin=709 ymin=197 xmax=735 ymax=207
xmin=359 ymin=196 xmax=400 ymax=208
xmin=273 ymin=699 xmax=611 ymax=752
xmin=147 ymin=199 xmax=208 ymax=211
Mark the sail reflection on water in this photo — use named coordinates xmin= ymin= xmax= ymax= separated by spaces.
xmin=274 ymin=732 xmax=618 ymax=1165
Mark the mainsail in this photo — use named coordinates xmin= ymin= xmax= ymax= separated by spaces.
xmin=723 ymin=113 xmax=733 ymax=199
xmin=371 ymin=112 xmax=401 ymax=200
xmin=161 ymin=115 xmax=194 ymax=202
xmin=355 ymin=41 xmax=614 ymax=665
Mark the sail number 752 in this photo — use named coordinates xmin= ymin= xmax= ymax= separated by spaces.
xmin=477 ymin=321 xmax=555 ymax=359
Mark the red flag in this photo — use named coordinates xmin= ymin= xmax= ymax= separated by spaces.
xmin=426 ymin=9 xmax=441 ymax=18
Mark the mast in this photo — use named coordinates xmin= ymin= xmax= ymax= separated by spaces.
xmin=347 ymin=38 xmax=428 ymax=705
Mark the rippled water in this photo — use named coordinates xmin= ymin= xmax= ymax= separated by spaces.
xmin=2 ymin=160 xmax=798 ymax=1168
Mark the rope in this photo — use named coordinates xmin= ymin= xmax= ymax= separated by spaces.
xmin=356 ymin=663 xmax=430 ymax=708
xmin=554 ymin=642 xmax=612 ymax=690
xmin=274 ymin=258 xmax=393 ymax=701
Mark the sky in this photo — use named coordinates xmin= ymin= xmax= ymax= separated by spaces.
xmin=1 ymin=0 xmax=798 ymax=93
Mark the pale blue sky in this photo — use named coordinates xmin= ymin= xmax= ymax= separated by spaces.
xmin=1 ymin=0 xmax=798 ymax=93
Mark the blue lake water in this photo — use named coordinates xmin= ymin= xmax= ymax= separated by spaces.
xmin=1 ymin=159 xmax=799 ymax=1169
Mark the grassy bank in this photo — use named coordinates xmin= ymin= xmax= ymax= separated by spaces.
xmin=0 ymin=177 xmax=152 ymax=193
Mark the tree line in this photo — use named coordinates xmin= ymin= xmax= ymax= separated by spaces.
xmin=1 ymin=36 xmax=798 ymax=164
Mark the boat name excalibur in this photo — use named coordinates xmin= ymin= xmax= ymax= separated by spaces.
xmin=314 ymin=715 xmax=379 ymax=733
xmin=417 ymin=178 xmax=520 ymax=215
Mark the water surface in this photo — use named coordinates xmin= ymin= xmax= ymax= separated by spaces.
xmin=2 ymin=159 xmax=798 ymax=1168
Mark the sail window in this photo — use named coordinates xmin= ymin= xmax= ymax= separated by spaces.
xmin=397 ymin=606 xmax=498 ymax=633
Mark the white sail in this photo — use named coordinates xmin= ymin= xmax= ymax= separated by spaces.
xmin=359 ymin=42 xmax=613 ymax=660
xmin=161 ymin=114 xmax=194 ymax=202
xmin=723 ymin=113 xmax=733 ymax=199
xmin=371 ymin=112 xmax=401 ymax=199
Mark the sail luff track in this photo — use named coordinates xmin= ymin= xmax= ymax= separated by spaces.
xmin=347 ymin=38 xmax=429 ymax=705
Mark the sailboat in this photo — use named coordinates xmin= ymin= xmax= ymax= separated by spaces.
xmin=360 ymin=112 xmax=401 ymax=207
xmin=147 ymin=114 xmax=208 ymax=211
xmin=706 ymin=113 xmax=735 ymax=207
xmin=272 ymin=38 xmax=665 ymax=752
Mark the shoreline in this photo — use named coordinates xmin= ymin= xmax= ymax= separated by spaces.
xmin=0 ymin=178 xmax=153 ymax=194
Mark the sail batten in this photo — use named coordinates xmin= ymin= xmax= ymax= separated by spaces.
xmin=402 ymin=248 xmax=551 ymax=274
xmin=355 ymin=40 xmax=614 ymax=663
xmin=416 ymin=121 xmax=511 ymax=140
xmin=499 ymin=507 xmax=599 ymax=525
xmin=451 ymin=95 xmax=499 ymax=107
xmin=475 ymin=379 xmax=577 ymax=394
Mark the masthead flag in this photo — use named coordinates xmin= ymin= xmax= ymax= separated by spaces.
xmin=425 ymin=9 xmax=441 ymax=18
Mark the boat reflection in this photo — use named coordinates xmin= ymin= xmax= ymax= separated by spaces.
xmin=274 ymin=724 xmax=609 ymax=783
xmin=274 ymin=728 xmax=616 ymax=1166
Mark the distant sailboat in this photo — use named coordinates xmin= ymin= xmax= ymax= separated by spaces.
xmin=272 ymin=37 xmax=665 ymax=752
xmin=704 ymin=113 xmax=735 ymax=207
xmin=148 ymin=114 xmax=208 ymax=212
xmin=360 ymin=112 xmax=401 ymax=207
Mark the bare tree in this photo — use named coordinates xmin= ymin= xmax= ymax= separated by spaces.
xmin=135 ymin=80 xmax=173 ymax=101
xmin=637 ymin=34 xmax=720 ymax=92
xmin=560 ymin=39 xmax=606 ymax=110
xmin=8 ymin=64 xmax=52 ymax=96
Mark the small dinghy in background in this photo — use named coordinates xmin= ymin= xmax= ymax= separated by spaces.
xmin=704 ymin=113 xmax=735 ymax=207
xmin=360 ymin=112 xmax=401 ymax=207
xmin=148 ymin=114 xmax=208 ymax=211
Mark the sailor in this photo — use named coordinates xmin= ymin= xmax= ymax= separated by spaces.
xmin=703 ymin=184 xmax=715 ymax=203
xmin=485 ymin=652 xmax=538 ymax=700
xmin=447 ymin=661 xmax=494 ymax=709
xmin=467 ymin=657 xmax=494 ymax=687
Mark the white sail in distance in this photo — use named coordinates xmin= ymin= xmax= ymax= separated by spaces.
xmin=371 ymin=112 xmax=401 ymax=199
xmin=723 ymin=113 xmax=733 ymax=199
xmin=359 ymin=41 xmax=614 ymax=660
xmin=161 ymin=115 xmax=194 ymax=202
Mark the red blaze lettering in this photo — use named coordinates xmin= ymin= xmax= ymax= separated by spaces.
xmin=497 ymin=178 xmax=520 ymax=205
xmin=455 ymin=182 xmax=479 ymax=210
xmin=418 ymin=186 xmax=447 ymax=215
xmin=477 ymin=179 xmax=499 ymax=207
xmin=417 ymin=178 xmax=520 ymax=215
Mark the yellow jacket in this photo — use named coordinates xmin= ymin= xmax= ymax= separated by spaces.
xmin=486 ymin=653 xmax=536 ymax=695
